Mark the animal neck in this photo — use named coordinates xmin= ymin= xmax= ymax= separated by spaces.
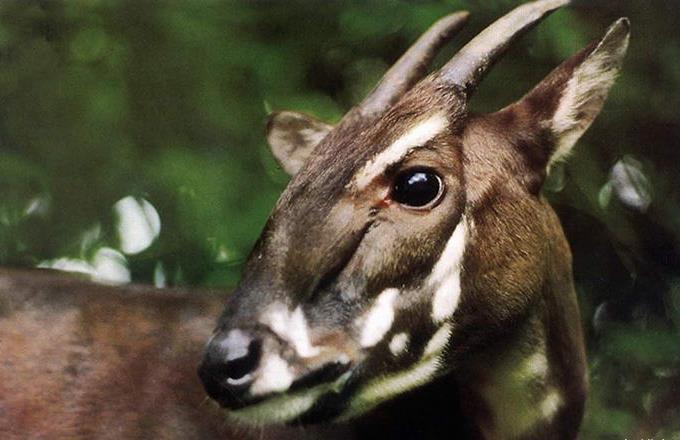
xmin=459 ymin=311 xmax=564 ymax=439
xmin=349 ymin=263 xmax=586 ymax=439
xmin=348 ymin=372 xmax=476 ymax=439
xmin=458 ymin=279 xmax=587 ymax=439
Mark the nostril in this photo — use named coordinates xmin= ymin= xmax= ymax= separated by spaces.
xmin=201 ymin=329 xmax=262 ymax=389
xmin=224 ymin=338 xmax=261 ymax=384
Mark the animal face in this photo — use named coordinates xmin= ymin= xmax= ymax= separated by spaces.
xmin=198 ymin=0 xmax=628 ymax=426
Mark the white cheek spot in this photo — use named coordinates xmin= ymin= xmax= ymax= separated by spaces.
xmin=388 ymin=332 xmax=409 ymax=356
xmin=352 ymin=113 xmax=448 ymax=190
xmin=429 ymin=217 xmax=467 ymax=323
xmin=249 ymin=353 xmax=294 ymax=397
xmin=423 ymin=323 xmax=453 ymax=357
xmin=260 ymin=304 xmax=320 ymax=358
xmin=522 ymin=351 xmax=549 ymax=380
xmin=359 ymin=288 xmax=399 ymax=348
xmin=540 ymin=389 xmax=562 ymax=419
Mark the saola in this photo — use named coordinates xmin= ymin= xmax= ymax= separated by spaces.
xmin=0 ymin=1 xmax=629 ymax=439
xmin=199 ymin=0 xmax=629 ymax=438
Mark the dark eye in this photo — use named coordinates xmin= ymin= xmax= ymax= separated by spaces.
xmin=391 ymin=168 xmax=444 ymax=209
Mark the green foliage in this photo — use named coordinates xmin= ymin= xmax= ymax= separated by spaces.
xmin=0 ymin=0 xmax=679 ymax=437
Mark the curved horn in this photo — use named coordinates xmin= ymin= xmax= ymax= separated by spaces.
xmin=359 ymin=11 xmax=470 ymax=117
xmin=440 ymin=0 xmax=569 ymax=98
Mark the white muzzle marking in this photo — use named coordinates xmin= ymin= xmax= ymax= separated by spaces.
xmin=260 ymin=303 xmax=320 ymax=358
xmin=249 ymin=352 xmax=294 ymax=397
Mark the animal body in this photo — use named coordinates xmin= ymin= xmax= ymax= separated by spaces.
xmin=0 ymin=268 xmax=349 ymax=439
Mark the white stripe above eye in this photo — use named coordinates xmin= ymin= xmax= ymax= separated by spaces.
xmin=352 ymin=112 xmax=448 ymax=190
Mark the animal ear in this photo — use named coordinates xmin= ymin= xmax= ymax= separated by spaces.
xmin=515 ymin=18 xmax=630 ymax=169
xmin=266 ymin=111 xmax=333 ymax=176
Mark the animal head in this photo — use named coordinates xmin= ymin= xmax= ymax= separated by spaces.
xmin=199 ymin=0 xmax=628 ymax=425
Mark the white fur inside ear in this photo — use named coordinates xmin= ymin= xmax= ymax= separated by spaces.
xmin=550 ymin=24 xmax=629 ymax=168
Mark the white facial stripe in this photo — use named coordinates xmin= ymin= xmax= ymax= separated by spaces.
xmin=249 ymin=353 xmax=294 ymax=397
xmin=388 ymin=332 xmax=409 ymax=356
xmin=359 ymin=288 xmax=399 ymax=348
xmin=423 ymin=323 xmax=452 ymax=357
xmin=353 ymin=113 xmax=448 ymax=190
xmin=260 ymin=304 xmax=320 ymax=358
xmin=429 ymin=217 xmax=467 ymax=323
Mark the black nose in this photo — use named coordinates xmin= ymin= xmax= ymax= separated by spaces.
xmin=198 ymin=329 xmax=262 ymax=407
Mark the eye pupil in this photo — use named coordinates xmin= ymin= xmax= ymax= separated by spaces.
xmin=392 ymin=168 xmax=443 ymax=208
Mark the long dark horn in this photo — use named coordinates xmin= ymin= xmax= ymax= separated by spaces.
xmin=359 ymin=11 xmax=469 ymax=117
xmin=440 ymin=0 xmax=569 ymax=98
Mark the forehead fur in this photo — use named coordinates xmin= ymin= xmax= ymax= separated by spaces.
xmin=244 ymin=78 xmax=468 ymax=306
xmin=277 ymin=78 xmax=466 ymax=214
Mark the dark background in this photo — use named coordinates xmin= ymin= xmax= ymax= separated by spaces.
xmin=0 ymin=1 xmax=678 ymax=437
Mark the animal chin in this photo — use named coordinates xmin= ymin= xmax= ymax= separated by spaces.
xmin=227 ymin=370 xmax=354 ymax=426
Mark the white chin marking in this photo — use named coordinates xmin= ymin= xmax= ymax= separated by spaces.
xmin=260 ymin=304 xmax=320 ymax=358
xmin=352 ymin=113 xmax=448 ymax=190
xmin=429 ymin=217 xmax=467 ymax=323
xmin=230 ymin=387 xmax=322 ymax=426
xmin=230 ymin=371 xmax=352 ymax=426
xmin=341 ymin=355 xmax=441 ymax=420
xmin=359 ymin=288 xmax=399 ymax=348
xmin=249 ymin=353 xmax=294 ymax=397
xmin=388 ymin=332 xmax=409 ymax=356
